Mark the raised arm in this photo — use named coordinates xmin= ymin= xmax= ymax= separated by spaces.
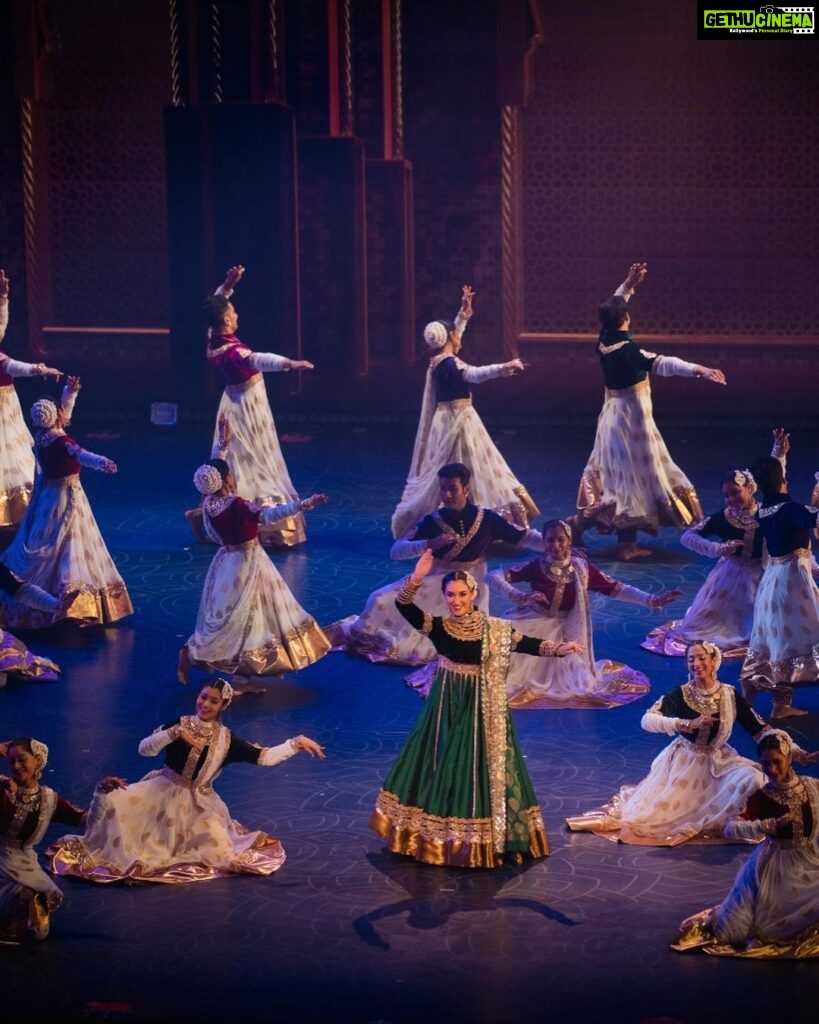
xmin=452 ymin=284 xmax=475 ymax=343
xmin=216 ymin=264 xmax=245 ymax=298
xmin=614 ymin=261 xmax=648 ymax=300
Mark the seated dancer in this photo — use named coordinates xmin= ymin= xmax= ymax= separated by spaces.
xmin=391 ymin=285 xmax=538 ymax=540
xmin=0 ymin=565 xmax=61 ymax=685
xmin=485 ymin=518 xmax=681 ymax=709
xmin=50 ymin=678 xmax=325 ymax=884
xmin=329 ymin=462 xmax=543 ymax=668
xmin=644 ymin=429 xmax=790 ymax=658
xmin=370 ymin=550 xmax=583 ymax=868
xmin=0 ymin=382 xmax=133 ymax=629
xmin=672 ymin=730 xmax=819 ymax=958
xmin=0 ymin=269 xmax=63 ymax=529
xmin=740 ymin=454 xmax=819 ymax=719
xmin=572 ymin=262 xmax=726 ymax=560
xmin=177 ymin=451 xmax=330 ymax=688
xmin=566 ymin=640 xmax=812 ymax=846
xmin=0 ymin=737 xmax=120 ymax=944
xmin=188 ymin=264 xmax=315 ymax=548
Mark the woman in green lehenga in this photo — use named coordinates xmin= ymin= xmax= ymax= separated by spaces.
xmin=370 ymin=550 xmax=583 ymax=868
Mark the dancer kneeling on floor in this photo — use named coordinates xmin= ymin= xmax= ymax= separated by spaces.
xmin=566 ymin=640 xmax=815 ymax=846
xmin=672 ymin=729 xmax=819 ymax=958
xmin=49 ymin=678 xmax=325 ymax=884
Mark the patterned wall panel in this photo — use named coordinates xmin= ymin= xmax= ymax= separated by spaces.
xmin=521 ymin=0 xmax=818 ymax=337
xmin=38 ymin=1 xmax=171 ymax=329
xmin=402 ymin=0 xmax=504 ymax=364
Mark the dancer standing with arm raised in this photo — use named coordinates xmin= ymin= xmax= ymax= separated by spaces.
xmin=199 ymin=264 xmax=315 ymax=548
xmin=391 ymin=285 xmax=539 ymax=540
xmin=573 ymin=262 xmax=726 ymax=560
xmin=371 ymin=550 xmax=583 ymax=868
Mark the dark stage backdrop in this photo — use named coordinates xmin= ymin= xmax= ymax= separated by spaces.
xmin=520 ymin=0 xmax=818 ymax=340
xmin=1 ymin=0 xmax=816 ymax=423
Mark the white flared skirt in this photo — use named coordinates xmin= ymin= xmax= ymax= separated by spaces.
xmin=0 ymin=385 xmax=35 ymax=527
xmin=187 ymin=538 xmax=329 ymax=676
xmin=215 ymin=375 xmax=305 ymax=546
xmin=643 ymin=557 xmax=762 ymax=658
xmin=0 ymin=476 xmax=132 ymax=629
xmin=49 ymin=771 xmax=286 ymax=884
xmin=503 ymin=609 xmax=650 ymax=709
xmin=577 ymin=381 xmax=701 ymax=532
xmin=714 ymin=841 xmax=819 ymax=946
xmin=391 ymin=403 xmax=537 ymax=539
xmin=567 ymin=735 xmax=764 ymax=846
xmin=0 ymin=842 xmax=64 ymax=942
xmin=741 ymin=553 xmax=819 ymax=688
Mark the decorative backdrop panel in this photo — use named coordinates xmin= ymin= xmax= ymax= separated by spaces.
xmin=521 ymin=0 xmax=818 ymax=338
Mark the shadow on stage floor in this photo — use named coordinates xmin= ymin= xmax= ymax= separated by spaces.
xmin=2 ymin=418 xmax=818 ymax=1023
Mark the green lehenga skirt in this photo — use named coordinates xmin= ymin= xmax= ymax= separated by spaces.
xmin=370 ymin=666 xmax=550 ymax=868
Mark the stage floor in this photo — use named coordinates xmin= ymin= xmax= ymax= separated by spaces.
xmin=3 ymin=416 xmax=818 ymax=1024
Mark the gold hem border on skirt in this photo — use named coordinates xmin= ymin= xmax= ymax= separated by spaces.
xmin=370 ymin=797 xmax=549 ymax=868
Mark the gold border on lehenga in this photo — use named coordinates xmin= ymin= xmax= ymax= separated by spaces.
xmin=370 ymin=790 xmax=548 ymax=868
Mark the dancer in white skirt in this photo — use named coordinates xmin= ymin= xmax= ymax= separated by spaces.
xmin=0 ymin=386 xmax=133 ymax=629
xmin=573 ymin=263 xmax=726 ymax=560
xmin=740 ymin=455 xmax=819 ymax=719
xmin=177 ymin=456 xmax=330 ymax=687
xmin=330 ymin=462 xmax=543 ymax=669
xmin=197 ymin=264 xmax=314 ymax=548
xmin=391 ymin=285 xmax=538 ymax=540
xmin=0 ymin=270 xmax=63 ymax=529
xmin=672 ymin=730 xmax=819 ymax=957
xmin=49 ymin=679 xmax=325 ymax=885
xmin=643 ymin=431 xmax=791 ymax=658
xmin=0 ymin=737 xmax=116 ymax=943
xmin=486 ymin=518 xmax=681 ymax=709
xmin=566 ymin=641 xmax=796 ymax=846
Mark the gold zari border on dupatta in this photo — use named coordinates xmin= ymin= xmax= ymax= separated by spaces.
xmin=481 ymin=616 xmax=513 ymax=854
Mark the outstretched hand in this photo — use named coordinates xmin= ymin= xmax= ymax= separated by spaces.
xmin=502 ymin=358 xmax=525 ymax=377
xmin=410 ymin=548 xmax=435 ymax=584
xmin=0 ymin=269 xmax=8 ymax=299
xmin=222 ymin=265 xmax=245 ymax=291
xmin=771 ymin=427 xmax=790 ymax=457
xmin=96 ymin=776 xmax=128 ymax=793
xmin=301 ymin=493 xmax=328 ymax=511
xmin=651 ymin=589 xmax=683 ymax=610
xmin=293 ymin=735 xmax=326 ymax=759
xmin=556 ymin=640 xmax=584 ymax=656
xmin=287 ymin=359 xmax=315 ymax=371
xmin=459 ymin=285 xmax=475 ymax=319
xmin=624 ymin=262 xmax=648 ymax=290
xmin=695 ymin=366 xmax=727 ymax=386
